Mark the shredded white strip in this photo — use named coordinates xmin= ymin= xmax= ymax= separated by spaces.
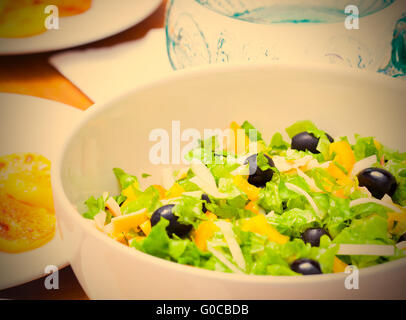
xmin=189 ymin=159 xmax=229 ymax=198
xmin=358 ymin=186 xmax=372 ymax=198
xmin=230 ymin=164 xmax=250 ymax=176
xmin=349 ymin=198 xmax=403 ymax=213
xmin=190 ymin=159 xmax=216 ymax=186
xmin=162 ymin=167 xmax=175 ymax=190
xmin=160 ymin=197 xmax=181 ymax=205
xmin=319 ymin=161 xmax=331 ymax=169
xmin=350 ymin=155 xmax=377 ymax=177
xmin=266 ymin=210 xmax=277 ymax=218
xmin=103 ymin=222 xmax=113 ymax=235
xmin=215 ymin=221 xmax=246 ymax=271
xmin=272 ymin=155 xmax=317 ymax=172
xmin=94 ymin=211 xmax=106 ymax=230
xmin=105 ymin=197 xmax=122 ymax=217
xmin=112 ymin=208 xmax=146 ymax=219
xmin=337 ymin=244 xmax=395 ymax=256
xmin=285 ymin=182 xmax=323 ymax=218
xmin=272 ymin=156 xmax=293 ymax=172
xmin=182 ymin=191 xmax=203 ymax=198
xmin=189 ymin=176 xmax=229 ymax=199
xmin=175 ymin=167 xmax=189 ymax=180
xmin=296 ymin=168 xmax=322 ymax=192
xmin=102 ymin=192 xmax=110 ymax=202
xmin=207 ymin=245 xmax=244 ymax=274
xmin=396 ymin=241 xmax=406 ymax=250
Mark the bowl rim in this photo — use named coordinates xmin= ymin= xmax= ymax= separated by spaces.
xmin=53 ymin=61 xmax=406 ymax=284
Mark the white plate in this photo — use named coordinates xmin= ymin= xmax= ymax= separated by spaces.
xmin=0 ymin=93 xmax=82 ymax=290
xmin=0 ymin=0 xmax=163 ymax=55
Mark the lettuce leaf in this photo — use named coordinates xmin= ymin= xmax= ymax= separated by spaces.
xmin=241 ymin=120 xmax=263 ymax=142
xmin=206 ymin=197 xmax=251 ymax=220
xmin=384 ymin=160 xmax=406 ymax=206
xmin=333 ymin=215 xmax=392 ymax=245
xmin=258 ymin=181 xmax=283 ymax=213
xmin=82 ymin=195 xmax=105 ymax=220
xmin=113 ymin=168 xmax=139 ymax=190
xmin=132 ymin=218 xmax=211 ymax=266
xmin=285 ymin=120 xmax=326 ymax=139
xmin=172 ymin=195 xmax=206 ymax=229
xmin=269 ymin=132 xmax=290 ymax=150
xmin=274 ymin=208 xmax=318 ymax=237
xmin=121 ymin=185 xmax=161 ymax=214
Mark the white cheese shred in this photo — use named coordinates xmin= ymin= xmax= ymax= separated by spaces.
xmin=94 ymin=211 xmax=107 ymax=230
xmin=350 ymin=155 xmax=377 ymax=177
xmin=215 ymin=220 xmax=246 ymax=271
xmin=349 ymin=198 xmax=402 ymax=213
xmin=396 ymin=241 xmax=406 ymax=250
xmin=337 ymin=244 xmax=395 ymax=256
xmin=296 ymin=168 xmax=322 ymax=192
xmin=105 ymin=197 xmax=122 ymax=217
xmin=285 ymin=182 xmax=323 ymax=218
xmin=189 ymin=159 xmax=229 ymax=199
xmin=207 ymin=245 xmax=244 ymax=274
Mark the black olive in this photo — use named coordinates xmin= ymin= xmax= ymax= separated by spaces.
xmin=150 ymin=204 xmax=192 ymax=238
xmin=291 ymin=258 xmax=322 ymax=275
xmin=357 ymin=167 xmax=397 ymax=199
xmin=244 ymin=154 xmax=275 ymax=188
xmin=291 ymin=132 xmax=334 ymax=154
xmin=398 ymin=233 xmax=406 ymax=243
xmin=201 ymin=193 xmax=211 ymax=213
xmin=301 ymin=228 xmax=330 ymax=247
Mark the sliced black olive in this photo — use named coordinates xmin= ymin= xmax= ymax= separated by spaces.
xmin=201 ymin=193 xmax=211 ymax=213
xmin=244 ymin=154 xmax=275 ymax=188
xmin=301 ymin=228 xmax=330 ymax=247
xmin=150 ymin=204 xmax=192 ymax=238
xmin=291 ymin=258 xmax=322 ymax=275
xmin=357 ymin=167 xmax=397 ymax=199
xmin=398 ymin=233 xmax=406 ymax=243
xmin=291 ymin=131 xmax=334 ymax=154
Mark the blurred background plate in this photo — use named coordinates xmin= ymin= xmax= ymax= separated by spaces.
xmin=0 ymin=93 xmax=81 ymax=290
xmin=0 ymin=0 xmax=162 ymax=55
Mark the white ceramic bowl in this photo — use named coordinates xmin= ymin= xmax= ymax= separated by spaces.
xmin=53 ymin=63 xmax=406 ymax=299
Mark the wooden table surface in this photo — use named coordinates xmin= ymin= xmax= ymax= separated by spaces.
xmin=0 ymin=0 xmax=167 ymax=300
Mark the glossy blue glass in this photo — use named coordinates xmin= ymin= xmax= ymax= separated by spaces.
xmin=165 ymin=0 xmax=406 ymax=78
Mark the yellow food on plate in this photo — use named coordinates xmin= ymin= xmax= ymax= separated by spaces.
xmin=34 ymin=0 xmax=92 ymax=17
xmin=0 ymin=153 xmax=55 ymax=253
xmin=0 ymin=0 xmax=92 ymax=38
xmin=0 ymin=193 xmax=55 ymax=253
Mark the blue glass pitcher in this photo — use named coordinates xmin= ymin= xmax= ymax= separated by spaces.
xmin=166 ymin=0 xmax=406 ymax=79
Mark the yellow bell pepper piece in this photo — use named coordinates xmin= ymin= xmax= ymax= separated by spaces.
xmin=134 ymin=236 xmax=146 ymax=243
xmin=166 ymin=183 xmax=185 ymax=198
xmin=152 ymin=184 xmax=166 ymax=199
xmin=140 ymin=219 xmax=152 ymax=236
xmin=373 ymin=139 xmax=381 ymax=150
xmin=327 ymin=141 xmax=356 ymax=184
xmin=333 ymin=257 xmax=348 ymax=273
xmin=121 ymin=182 xmax=139 ymax=207
xmin=195 ymin=220 xmax=219 ymax=251
xmin=329 ymin=141 xmax=356 ymax=173
xmin=233 ymin=175 xmax=260 ymax=201
xmin=241 ymin=214 xmax=289 ymax=244
xmin=244 ymin=200 xmax=260 ymax=215
xmin=110 ymin=210 xmax=148 ymax=237
xmin=205 ymin=211 xmax=217 ymax=220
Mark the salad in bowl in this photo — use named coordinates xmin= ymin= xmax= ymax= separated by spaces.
xmin=81 ymin=120 xmax=406 ymax=276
